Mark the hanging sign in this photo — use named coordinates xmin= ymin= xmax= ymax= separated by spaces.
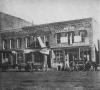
xmin=37 ymin=36 xmax=46 ymax=48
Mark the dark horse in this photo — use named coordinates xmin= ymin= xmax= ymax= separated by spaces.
xmin=84 ymin=61 xmax=98 ymax=71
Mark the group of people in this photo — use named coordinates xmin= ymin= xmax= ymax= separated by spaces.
xmin=61 ymin=59 xmax=98 ymax=71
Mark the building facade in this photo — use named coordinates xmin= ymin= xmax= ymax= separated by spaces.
xmin=0 ymin=17 xmax=99 ymax=70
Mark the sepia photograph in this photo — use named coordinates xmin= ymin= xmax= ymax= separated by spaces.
xmin=0 ymin=0 xmax=100 ymax=90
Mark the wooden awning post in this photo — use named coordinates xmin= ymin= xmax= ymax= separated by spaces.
xmin=44 ymin=54 xmax=48 ymax=71
xmin=32 ymin=53 xmax=34 ymax=63
xmin=16 ymin=52 xmax=17 ymax=64
xmin=23 ymin=53 xmax=25 ymax=63
xmin=79 ymin=48 xmax=80 ymax=60
xmin=2 ymin=53 xmax=3 ymax=64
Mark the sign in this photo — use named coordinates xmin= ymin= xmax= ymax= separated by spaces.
xmin=24 ymin=49 xmax=36 ymax=53
xmin=37 ymin=36 xmax=46 ymax=48
xmin=40 ymin=48 xmax=50 ymax=55
xmin=74 ymin=36 xmax=81 ymax=42
xmin=60 ymin=37 xmax=68 ymax=43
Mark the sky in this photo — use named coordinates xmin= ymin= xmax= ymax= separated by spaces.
xmin=0 ymin=0 xmax=99 ymax=24
xmin=0 ymin=0 xmax=100 ymax=38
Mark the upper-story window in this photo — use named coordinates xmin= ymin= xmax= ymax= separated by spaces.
xmin=68 ymin=31 xmax=74 ymax=44
xmin=79 ymin=30 xmax=87 ymax=42
xmin=17 ymin=38 xmax=22 ymax=49
xmin=3 ymin=40 xmax=7 ymax=49
xmin=55 ymin=31 xmax=74 ymax=44
xmin=10 ymin=39 xmax=15 ymax=49
xmin=56 ymin=33 xmax=61 ymax=43
xmin=34 ymin=37 xmax=39 ymax=48
xmin=25 ymin=37 xmax=30 ymax=48
xmin=43 ymin=35 xmax=50 ymax=47
xmin=29 ymin=37 xmax=40 ymax=48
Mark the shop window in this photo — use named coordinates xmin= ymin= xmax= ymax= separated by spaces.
xmin=54 ymin=50 xmax=63 ymax=63
xmin=17 ymin=52 xmax=23 ymax=59
xmin=17 ymin=52 xmax=23 ymax=63
xmin=3 ymin=40 xmax=7 ymax=49
xmin=34 ymin=52 xmax=43 ymax=63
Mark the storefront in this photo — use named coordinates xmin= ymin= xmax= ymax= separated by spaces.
xmin=0 ymin=50 xmax=17 ymax=71
xmin=24 ymin=48 xmax=50 ymax=71
xmin=51 ymin=46 xmax=91 ymax=69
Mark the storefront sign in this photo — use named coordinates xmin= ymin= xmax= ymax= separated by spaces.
xmin=74 ymin=36 xmax=81 ymax=42
xmin=60 ymin=37 xmax=68 ymax=43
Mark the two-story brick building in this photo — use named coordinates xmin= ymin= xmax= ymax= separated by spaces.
xmin=24 ymin=18 xmax=98 ymax=70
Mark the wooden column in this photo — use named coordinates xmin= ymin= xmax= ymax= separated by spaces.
xmin=44 ymin=54 xmax=48 ymax=71
xmin=91 ymin=46 xmax=96 ymax=62
xmin=17 ymin=39 xmax=18 ymax=49
xmin=79 ymin=48 xmax=80 ymax=60
xmin=10 ymin=40 xmax=11 ymax=49
xmin=2 ymin=53 xmax=3 ymax=64
xmin=23 ymin=53 xmax=25 ymax=63
xmin=32 ymin=53 xmax=34 ymax=63
xmin=10 ymin=55 xmax=13 ymax=65
xmin=63 ymin=50 xmax=66 ymax=69
xmin=16 ymin=53 xmax=18 ymax=64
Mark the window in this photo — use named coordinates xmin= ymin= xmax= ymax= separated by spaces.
xmin=68 ymin=32 xmax=74 ymax=44
xmin=79 ymin=30 xmax=87 ymax=42
xmin=35 ymin=41 xmax=40 ymax=48
xmin=10 ymin=39 xmax=15 ymax=49
xmin=43 ymin=35 xmax=49 ymax=47
xmin=60 ymin=32 xmax=68 ymax=43
xmin=56 ymin=33 xmax=61 ymax=43
xmin=34 ymin=37 xmax=39 ymax=48
xmin=25 ymin=37 xmax=30 ymax=48
xmin=29 ymin=37 xmax=40 ymax=48
xmin=55 ymin=32 xmax=74 ymax=44
xmin=17 ymin=38 xmax=22 ymax=49
xmin=54 ymin=50 xmax=63 ymax=63
xmin=3 ymin=40 xmax=7 ymax=49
